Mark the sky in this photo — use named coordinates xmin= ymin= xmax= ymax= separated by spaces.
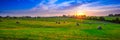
xmin=0 ymin=0 xmax=120 ymax=17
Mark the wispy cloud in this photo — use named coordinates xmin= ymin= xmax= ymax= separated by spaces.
xmin=0 ymin=0 xmax=120 ymax=16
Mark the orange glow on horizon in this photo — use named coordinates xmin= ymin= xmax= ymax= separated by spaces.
xmin=74 ymin=11 xmax=86 ymax=16
xmin=73 ymin=11 xmax=86 ymax=19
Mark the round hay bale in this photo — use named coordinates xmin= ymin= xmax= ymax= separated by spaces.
xmin=16 ymin=21 xmax=20 ymax=24
xmin=97 ymin=26 xmax=102 ymax=30
xmin=58 ymin=22 xmax=60 ymax=24
xmin=63 ymin=21 xmax=66 ymax=23
xmin=76 ymin=22 xmax=80 ymax=26
xmin=56 ymin=22 xmax=58 ymax=24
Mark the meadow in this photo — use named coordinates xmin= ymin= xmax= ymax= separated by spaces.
xmin=0 ymin=17 xmax=120 ymax=40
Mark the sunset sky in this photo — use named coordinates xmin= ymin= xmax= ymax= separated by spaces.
xmin=0 ymin=0 xmax=120 ymax=17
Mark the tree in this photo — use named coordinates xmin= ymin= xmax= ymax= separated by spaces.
xmin=62 ymin=15 xmax=67 ymax=17
xmin=24 ymin=16 xmax=31 ymax=18
xmin=12 ymin=16 xmax=18 ymax=19
xmin=0 ymin=16 xmax=2 ymax=18
xmin=114 ymin=17 xmax=120 ymax=23
xmin=93 ymin=17 xmax=98 ymax=20
xmin=99 ymin=17 xmax=105 ymax=21
xmin=108 ymin=14 xmax=120 ymax=16
xmin=115 ymin=14 xmax=120 ymax=16
xmin=115 ymin=17 xmax=119 ymax=21
xmin=108 ymin=14 xmax=114 ymax=16
xmin=111 ymin=17 xmax=120 ymax=23
xmin=5 ymin=16 xmax=10 ymax=18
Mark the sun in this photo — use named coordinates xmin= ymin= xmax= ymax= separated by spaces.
xmin=74 ymin=11 xmax=86 ymax=19
xmin=75 ymin=11 xmax=85 ymax=16
xmin=77 ymin=12 xmax=85 ymax=15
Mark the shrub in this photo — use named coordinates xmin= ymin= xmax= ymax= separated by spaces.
xmin=108 ymin=14 xmax=114 ymax=16
xmin=112 ymin=17 xmax=120 ymax=23
xmin=99 ymin=17 xmax=105 ymax=21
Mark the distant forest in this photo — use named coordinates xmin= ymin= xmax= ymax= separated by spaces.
xmin=108 ymin=14 xmax=120 ymax=16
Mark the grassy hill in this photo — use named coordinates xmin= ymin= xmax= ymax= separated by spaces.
xmin=0 ymin=17 xmax=120 ymax=40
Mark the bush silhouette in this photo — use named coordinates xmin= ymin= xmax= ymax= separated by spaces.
xmin=99 ymin=17 xmax=105 ymax=21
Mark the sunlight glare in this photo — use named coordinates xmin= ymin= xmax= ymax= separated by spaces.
xmin=75 ymin=11 xmax=85 ymax=16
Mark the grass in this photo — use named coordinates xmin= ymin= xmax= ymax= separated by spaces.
xmin=0 ymin=17 xmax=120 ymax=40
xmin=104 ymin=16 xmax=120 ymax=20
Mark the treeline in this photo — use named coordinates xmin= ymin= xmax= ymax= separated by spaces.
xmin=0 ymin=16 xmax=34 ymax=19
xmin=0 ymin=16 xmax=58 ymax=18
xmin=86 ymin=16 xmax=120 ymax=24
xmin=109 ymin=14 xmax=120 ymax=16
xmin=0 ymin=16 xmax=68 ymax=19
xmin=0 ymin=15 xmax=120 ymax=24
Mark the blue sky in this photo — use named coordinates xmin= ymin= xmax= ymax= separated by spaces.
xmin=0 ymin=0 xmax=120 ymax=16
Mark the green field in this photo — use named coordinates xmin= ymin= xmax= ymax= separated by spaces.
xmin=104 ymin=16 xmax=120 ymax=20
xmin=0 ymin=17 xmax=120 ymax=40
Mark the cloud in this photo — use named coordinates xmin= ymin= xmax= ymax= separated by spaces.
xmin=33 ymin=0 xmax=75 ymax=10
xmin=1 ymin=0 xmax=120 ymax=16
xmin=72 ymin=2 xmax=120 ymax=14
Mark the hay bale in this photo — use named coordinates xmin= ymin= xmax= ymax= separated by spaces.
xmin=76 ymin=22 xmax=80 ymax=26
xmin=56 ymin=22 xmax=58 ymax=24
xmin=58 ymin=22 xmax=60 ymax=24
xmin=63 ymin=21 xmax=66 ymax=23
xmin=16 ymin=21 xmax=20 ymax=24
xmin=97 ymin=26 xmax=102 ymax=30
xmin=56 ymin=21 xmax=60 ymax=24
